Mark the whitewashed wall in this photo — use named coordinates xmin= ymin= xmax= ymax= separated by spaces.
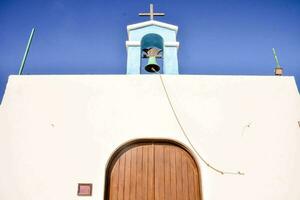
xmin=0 ymin=75 xmax=299 ymax=200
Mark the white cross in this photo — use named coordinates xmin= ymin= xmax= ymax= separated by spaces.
xmin=139 ymin=4 xmax=165 ymax=20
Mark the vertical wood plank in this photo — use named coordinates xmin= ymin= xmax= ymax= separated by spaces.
xmin=155 ymin=144 xmax=165 ymax=200
xmin=181 ymin=151 xmax=189 ymax=200
xmin=123 ymin=150 xmax=131 ymax=200
xmin=164 ymin=145 xmax=171 ymax=200
xmin=136 ymin=146 xmax=143 ymax=200
xmin=117 ymin=154 xmax=126 ymax=200
xmin=148 ymin=144 xmax=155 ymax=200
xmin=187 ymin=159 xmax=196 ymax=200
xmin=142 ymin=145 xmax=149 ymax=200
xmin=129 ymin=147 xmax=137 ymax=200
xmin=175 ymin=148 xmax=183 ymax=200
xmin=169 ymin=145 xmax=177 ymax=200
xmin=189 ymin=156 xmax=201 ymax=200
xmin=193 ymin=165 xmax=200 ymax=200
xmin=110 ymin=160 xmax=120 ymax=200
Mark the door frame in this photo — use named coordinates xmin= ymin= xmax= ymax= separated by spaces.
xmin=103 ymin=138 xmax=203 ymax=200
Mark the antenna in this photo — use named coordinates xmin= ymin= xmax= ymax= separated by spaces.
xmin=272 ymin=48 xmax=283 ymax=76
xmin=18 ymin=28 xmax=35 ymax=75
xmin=272 ymin=48 xmax=280 ymax=67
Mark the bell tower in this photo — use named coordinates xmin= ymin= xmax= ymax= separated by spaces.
xmin=126 ymin=4 xmax=180 ymax=74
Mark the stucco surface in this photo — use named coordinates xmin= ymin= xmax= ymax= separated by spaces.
xmin=0 ymin=75 xmax=300 ymax=200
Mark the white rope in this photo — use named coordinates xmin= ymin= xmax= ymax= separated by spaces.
xmin=153 ymin=69 xmax=244 ymax=175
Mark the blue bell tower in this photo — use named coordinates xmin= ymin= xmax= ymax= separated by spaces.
xmin=126 ymin=4 xmax=179 ymax=74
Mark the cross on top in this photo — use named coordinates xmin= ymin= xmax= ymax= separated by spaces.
xmin=139 ymin=4 xmax=165 ymax=20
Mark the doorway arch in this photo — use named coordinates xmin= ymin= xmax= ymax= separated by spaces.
xmin=104 ymin=139 xmax=202 ymax=200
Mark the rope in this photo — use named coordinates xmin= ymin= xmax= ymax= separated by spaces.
xmin=152 ymin=69 xmax=244 ymax=175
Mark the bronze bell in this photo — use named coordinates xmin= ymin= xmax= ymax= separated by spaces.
xmin=144 ymin=48 xmax=162 ymax=72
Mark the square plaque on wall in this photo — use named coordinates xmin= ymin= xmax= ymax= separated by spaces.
xmin=77 ymin=183 xmax=93 ymax=196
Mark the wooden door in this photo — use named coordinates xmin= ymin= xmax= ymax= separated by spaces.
xmin=106 ymin=141 xmax=201 ymax=200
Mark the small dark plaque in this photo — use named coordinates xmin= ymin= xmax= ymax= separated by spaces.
xmin=77 ymin=183 xmax=92 ymax=196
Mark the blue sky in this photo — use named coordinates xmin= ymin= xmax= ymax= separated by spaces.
xmin=0 ymin=0 xmax=299 ymax=101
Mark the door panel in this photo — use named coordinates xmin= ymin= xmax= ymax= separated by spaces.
xmin=107 ymin=142 xmax=201 ymax=200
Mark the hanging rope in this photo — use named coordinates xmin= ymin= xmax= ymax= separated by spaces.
xmin=152 ymin=69 xmax=244 ymax=175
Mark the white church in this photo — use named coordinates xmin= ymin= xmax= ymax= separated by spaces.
xmin=1 ymin=4 xmax=300 ymax=200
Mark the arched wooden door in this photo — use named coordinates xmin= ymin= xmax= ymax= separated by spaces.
xmin=105 ymin=140 xmax=202 ymax=200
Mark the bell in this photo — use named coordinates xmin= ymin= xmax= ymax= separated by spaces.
xmin=145 ymin=56 xmax=160 ymax=72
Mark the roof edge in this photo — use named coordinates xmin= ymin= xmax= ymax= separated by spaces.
xmin=127 ymin=20 xmax=178 ymax=33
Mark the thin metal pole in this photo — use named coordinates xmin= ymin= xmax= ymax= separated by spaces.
xmin=272 ymin=48 xmax=280 ymax=67
xmin=19 ymin=28 xmax=35 ymax=75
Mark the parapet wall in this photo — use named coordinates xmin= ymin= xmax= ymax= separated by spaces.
xmin=0 ymin=75 xmax=299 ymax=200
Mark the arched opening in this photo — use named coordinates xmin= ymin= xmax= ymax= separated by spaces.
xmin=140 ymin=34 xmax=164 ymax=74
xmin=104 ymin=139 xmax=202 ymax=200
